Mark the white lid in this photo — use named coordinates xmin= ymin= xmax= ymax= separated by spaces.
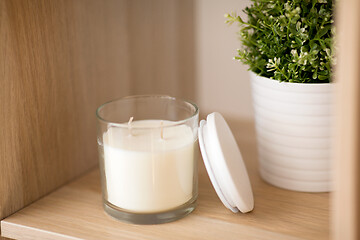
xmin=198 ymin=112 xmax=254 ymax=213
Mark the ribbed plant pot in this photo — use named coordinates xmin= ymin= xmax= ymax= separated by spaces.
xmin=250 ymin=72 xmax=333 ymax=192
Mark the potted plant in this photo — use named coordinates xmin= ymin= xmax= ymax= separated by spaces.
xmin=226 ymin=0 xmax=335 ymax=192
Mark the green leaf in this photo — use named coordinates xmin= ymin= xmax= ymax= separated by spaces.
xmin=318 ymin=75 xmax=328 ymax=80
xmin=309 ymin=40 xmax=318 ymax=50
xmin=312 ymin=70 xmax=317 ymax=79
xmin=317 ymin=25 xmax=331 ymax=38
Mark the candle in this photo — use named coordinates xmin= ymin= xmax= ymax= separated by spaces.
xmin=103 ymin=120 xmax=196 ymax=213
xmin=96 ymin=95 xmax=199 ymax=224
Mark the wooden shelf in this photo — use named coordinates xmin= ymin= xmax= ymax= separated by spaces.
xmin=1 ymin=121 xmax=329 ymax=240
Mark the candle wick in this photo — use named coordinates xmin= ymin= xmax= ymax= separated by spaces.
xmin=160 ymin=120 xmax=164 ymax=140
xmin=128 ymin=116 xmax=134 ymax=136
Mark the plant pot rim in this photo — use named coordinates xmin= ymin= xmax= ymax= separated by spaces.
xmin=250 ymin=71 xmax=334 ymax=93
xmin=249 ymin=71 xmax=333 ymax=86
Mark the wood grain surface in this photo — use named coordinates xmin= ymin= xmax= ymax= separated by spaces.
xmin=128 ymin=0 xmax=195 ymax=99
xmin=333 ymin=0 xmax=360 ymax=239
xmin=0 ymin=0 xmax=130 ymax=223
xmin=0 ymin=0 xmax=196 ymax=232
xmin=1 ymin=121 xmax=329 ymax=240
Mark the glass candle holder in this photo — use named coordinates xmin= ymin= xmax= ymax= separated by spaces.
xmin=96 ymin=95 xmax=199 ymax=224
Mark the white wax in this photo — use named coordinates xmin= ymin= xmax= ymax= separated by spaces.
xmin=103 ymin=120 xmax=196 ymax=213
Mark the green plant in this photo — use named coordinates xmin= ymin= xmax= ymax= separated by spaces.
xmin=225 ymin=0 xmax=335 ymax=83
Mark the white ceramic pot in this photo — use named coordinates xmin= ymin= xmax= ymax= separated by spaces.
xmin=250 ymin=72 xmax=334 ymax=192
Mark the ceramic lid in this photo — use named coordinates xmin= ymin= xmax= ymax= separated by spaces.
xmin=198 ymin=112 xmax=254 ymax=213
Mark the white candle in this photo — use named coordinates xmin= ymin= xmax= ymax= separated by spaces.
xmin=103 ymin=120 xmax=196 ymax=213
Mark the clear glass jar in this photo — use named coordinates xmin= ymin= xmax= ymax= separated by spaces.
xmin=96 ymin=95 xmax=199 ymax=224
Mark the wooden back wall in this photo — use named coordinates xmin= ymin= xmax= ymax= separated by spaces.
xmin=0 ymin=0 xmax=194 ymax=225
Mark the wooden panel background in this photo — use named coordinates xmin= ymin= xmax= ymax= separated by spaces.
xmin=333 ymin=0 xmax=360 ymax=239
xmin=0 ymin=0 xmax=195 ymax=232
xmin=0 ymin=0 xmax=131 ymax=222
xmin=128 ymin=0 xmax=195 ymax=99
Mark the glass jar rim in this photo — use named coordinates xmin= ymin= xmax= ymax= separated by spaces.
xmin=96 ymin=95 xmax=199 ymax=129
